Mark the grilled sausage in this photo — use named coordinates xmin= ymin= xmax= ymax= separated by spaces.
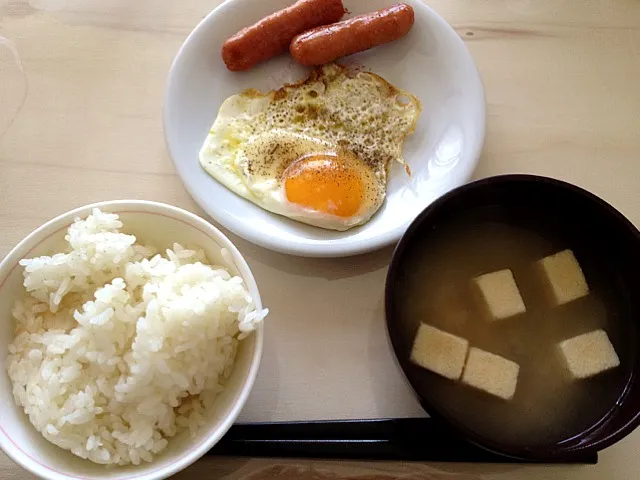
xmin=222 ymin=0 xmax=346 ymax=71
xmin=290 ymin=3 xmax=415 ymax=66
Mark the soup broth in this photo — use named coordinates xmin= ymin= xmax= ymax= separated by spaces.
xmin=395 ymin=216 xmax=632 ymax=447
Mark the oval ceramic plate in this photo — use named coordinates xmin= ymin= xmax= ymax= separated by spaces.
xmin=164 ymin=0 xmax=485 ymax=257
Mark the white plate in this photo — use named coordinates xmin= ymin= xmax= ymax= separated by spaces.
xmin=164 ymin=0 xmax=485 ymax=258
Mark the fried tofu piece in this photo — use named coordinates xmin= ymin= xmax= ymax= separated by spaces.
xmin=536 ymin=249 xmax=589 ymax=306
xmin=472 ymin=269 xmax=526 ymax=321
xmin=558 ymin=329 xmax=620 ymax=379
xmin=410 ymin=323 xmax=469 ymax=380
xmin=461 ymin=347 xmax=520 ymax=400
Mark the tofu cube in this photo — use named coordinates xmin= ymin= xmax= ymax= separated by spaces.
xmin=536 ymin=249 xmax=589 ymax=306
xmin=558 ymin=329 xmax=620 ymax=379
xmin=410 ymin=324 xmax=469 ymax=380
xmin=472 ymin=269 xmax=526 ymax=321
xmin=462 ymin=347 xmax=520 ymax=400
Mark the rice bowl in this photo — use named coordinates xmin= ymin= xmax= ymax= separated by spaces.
xmin=0 ymin=200 xmax=265 ymax=480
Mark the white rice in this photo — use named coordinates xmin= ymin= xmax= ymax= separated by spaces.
xmin=6 ymin=208 xmax=268 ymax=466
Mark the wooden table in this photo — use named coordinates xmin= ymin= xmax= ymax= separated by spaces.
xmin=1 ymin=0 xmax=639 ymax=478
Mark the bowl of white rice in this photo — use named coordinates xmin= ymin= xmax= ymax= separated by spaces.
xmin=0 ymin=200 xmax=267 ymax=480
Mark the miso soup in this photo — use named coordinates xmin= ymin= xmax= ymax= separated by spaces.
xmin=393 ymin=216 xmax=632 ymax=447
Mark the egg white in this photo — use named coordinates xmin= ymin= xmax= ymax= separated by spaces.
xmin=200 ymin=127 xmax=384 ymax=231
xmin=198 ymin=63 xmax=421 ymax=231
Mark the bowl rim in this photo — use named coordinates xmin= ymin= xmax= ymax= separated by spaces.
xmin=384 ymin=173 xmax=640 ymax=461
xmin=0 ymin=199 xmax=265 ymax=480
xmin=162 ymin=0 xmax=487 ymax=258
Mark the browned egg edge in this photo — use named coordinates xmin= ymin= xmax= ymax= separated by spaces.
xmin=238 ymin=62 xmax=423 ymax=178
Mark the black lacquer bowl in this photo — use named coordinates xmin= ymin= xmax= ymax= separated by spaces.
xmin=385 ymin=174 xmax=640 ymax=461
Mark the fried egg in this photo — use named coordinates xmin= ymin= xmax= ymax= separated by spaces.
xmin=199 ymin=63 xmax=421 ymax=231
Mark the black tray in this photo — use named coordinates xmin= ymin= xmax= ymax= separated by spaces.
xmin=207 ymin=417 xmax=598 ymax=464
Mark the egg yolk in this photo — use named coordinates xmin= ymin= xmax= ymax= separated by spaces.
xmin=284 ymin=154 xmax=364 ymax=217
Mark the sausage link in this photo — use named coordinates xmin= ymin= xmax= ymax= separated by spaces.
xmin=290 ymin=3 xmax=415 ymax=66
xmin=222 ymin=0 xmax=346 ymax=71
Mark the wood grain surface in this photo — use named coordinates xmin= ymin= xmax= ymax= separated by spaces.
xmin=1 ymin=0 xmax=639 ymax=478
